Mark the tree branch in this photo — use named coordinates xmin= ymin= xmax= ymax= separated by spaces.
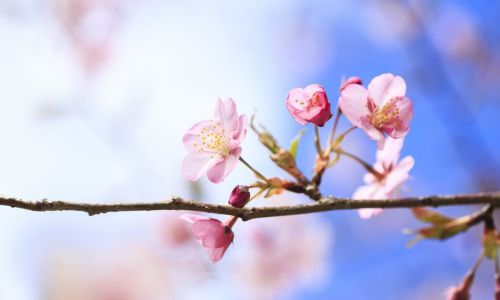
xmin=0 ymin=192 xmax=499 ymax=221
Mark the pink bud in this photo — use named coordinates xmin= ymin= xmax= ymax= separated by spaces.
xmin=340 ymin=76 xmax=363 ymax=92
xmin=286 ymin=84 xmax=332 ymax=127
xmin=228 ymin=185 xmax=251 ymax=208
xmin=181 ymin=214 xmax=234 ymax=262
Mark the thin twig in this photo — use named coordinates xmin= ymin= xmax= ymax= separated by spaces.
xmin=239 ymin=157 xmax=268 ymax=182
xmin=0 ymin=192 xmax=499 ymax=221
xmin=332 ymin=148 xmax=384 ymax=179
xmin=327 ymin=107 xmax=342 ymax=148
xmin=314 ymin=126 xmax=323 ymax=156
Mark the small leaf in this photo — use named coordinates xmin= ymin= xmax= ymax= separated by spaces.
xmin=289 ymin=129 xmax=306 ymax=159
xmin=327 ymin=152 xmax=341 ymax=168
xmin=483 ymin=229 xmax=497 ymax=260
xmin=333 ymin=134 xmax=345 ymax=147
xmin=405 ymin=216 xmax=471 ymax=246
xmin=264 ymin=187 xmax=284 ymax=198
xmin=411 ymin=207 xmax=453 ymax=225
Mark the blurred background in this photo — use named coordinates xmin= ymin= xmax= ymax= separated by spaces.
xmin=0 ymin=0 xmax=499 ymax=299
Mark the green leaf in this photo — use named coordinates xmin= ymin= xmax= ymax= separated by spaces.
xmin=411 ymin=207 xmax=453 ymax=225
xmin=405 ymin=217 xmax=471 ymax=247
xmin=289 ymin=129 xmax=306 ymax=159
xmin=483 ymin=229 xmax=497 ymax=260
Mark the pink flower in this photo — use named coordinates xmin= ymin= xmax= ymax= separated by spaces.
xmin=353 ymin=137 xmax=414 ymax=219
xmin=181 ymin=214 xmax=234 ymax=262
xmin=182 ymin=98 xmax=247 ymax=183
xmin=286 ymin=84 xmax=332 ymax=127
xmin=228 ymin=185 xmax=250 ymax=208
xmin=339 ymin=73 xmax=413 ymax=149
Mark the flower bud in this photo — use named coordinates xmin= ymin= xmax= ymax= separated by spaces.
xmin=228 ymin=185 xmax=251 ymax=208
xmin=181 ymin=214 xmax=234 ymax=262
xmin=339 ymin=76 xmax=362 ymax=92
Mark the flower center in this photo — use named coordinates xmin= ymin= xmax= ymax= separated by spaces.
xmin=194 ymin=121 xmax=230 ymax=157
xmin=295 ymin=94 xmax=320 ymax=109
xmin=371 ymin=98 xmax=400 ymax=129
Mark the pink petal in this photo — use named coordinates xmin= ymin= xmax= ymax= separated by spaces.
xmin=307 ymin=100 xmax=332 ymax=127
xmin=182 ymin=120 xmax=216 ymax=152
xmin=304 ymin=83 xmax=325 ymax=95
xmin=208 ymin=246 xmax=229 ymax=262
xmin=376 ymin=137 xmax=404 ymax=168
xmin=368 ymin=73 xmax=406 ymax=107
xmin=353 ymin=184 xmax=386 ymax=218
xmin=182 ymin=152 xmax=223 ymax=181
xmin=376 ymin=137 xmax=386 ymax=151
xmin=340 ymin=76 xmax=363 ymax=92
xmin=191 ymin=219 xmax=230 ymax=248
xmin=339 ymin=84 xmax=371 ymax=128
xmin=387 ymin=97 xmax=413 ymax=139
xmin=180 ymin=214 xmax=210 ymax=224
xmin=206 ymin=148 xmax=242 ymax=183
xmin=383 ymin=156 xmax=414 ymax=195
xmin=232 ymin=115 xmax=247 ymax=143
xmin=286 ymin=88 xmax=311 ymax=110
xmin=214 ymin=98 xmax=238 ymax=137
xmin=359 ymin=208 xmax=383 ymax=219
xmin=286 ymin=89 xmax=310 ymax=125
xmin=360 ymin=121 xmax=385 ymax=147
xmin=353 ymin=183 xmax=385 ymax=199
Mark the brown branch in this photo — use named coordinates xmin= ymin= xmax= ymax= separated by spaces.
xmin=0 ymin=192 xmax=499 ymax=221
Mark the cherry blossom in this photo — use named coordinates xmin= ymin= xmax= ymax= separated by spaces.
xmin=339 ymin=73 xmax=413 ymax=149
xmin=182 ymin=98 xmax=247 ymax=183
xmin=181 ymin=214 xmax=234 ymax=262
xmin=353 ymin=137 xmax=414 ymax=219
xmin=286 ymin=84 xmax=332 ymax=127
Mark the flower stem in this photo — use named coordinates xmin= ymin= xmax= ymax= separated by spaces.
xmin=332 ymin=148 xmax=384 ymax=180
xmin=225 ymin=215 xmax=238 ymax=228
xmin=326 ymin=125 xmax=356 ymax=156
xmin=328 ymin=107 xmax=342 ymax=146
xmin=250 ymin=188 xmax=267 ymax=202
xmin=239 ymin=157 xmax=268 ymax=182
xmin=336 ymin=126 xmax=357 ymax=143
xmin=314 ymin=126 xmax=323 ymax=156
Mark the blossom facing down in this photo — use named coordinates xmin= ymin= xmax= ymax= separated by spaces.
xmin=339 ymin=73 xmax=413 ymax=149
xmin=228 ymin=185 xmax=251 ymax=208
xmin=353 ymin=137 xmax=414 ymax=219
xmin=286 ymin=84 xmax=332 ymax=127
xmin=181 ymin=214 xmax=234 ymax=262
xmin=182 ymin=98 xmax=247 ymax=183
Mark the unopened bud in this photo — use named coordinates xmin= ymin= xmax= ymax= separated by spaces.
xmin=228 ymin=185 xmax=251 ymax=208
xmin=340 ymin=76 xmax=363 ymax=92
xmin=258 ymin=131 xmax=279 ymax=153
xmin=270 ymin=149 xmax=296 ymax=170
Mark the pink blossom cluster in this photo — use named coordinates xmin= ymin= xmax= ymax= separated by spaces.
xmin=180 ymin=73 xmax=415 ymax=262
